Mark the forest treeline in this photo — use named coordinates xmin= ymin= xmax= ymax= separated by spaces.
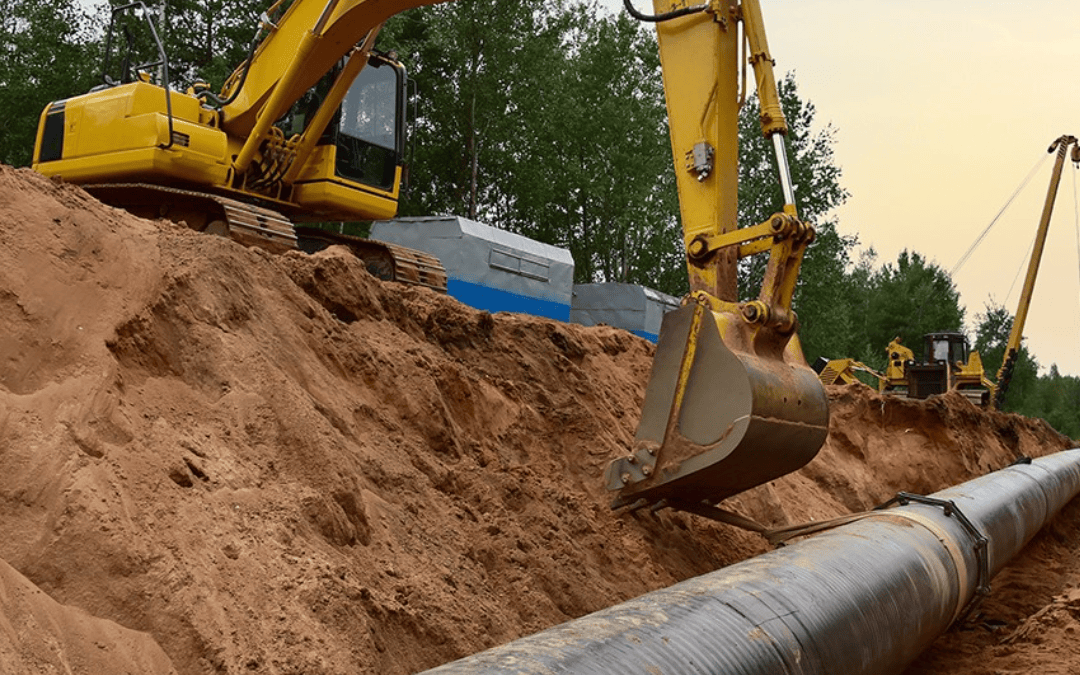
xmin=2 ymin=0 xmax=1077 ymax=437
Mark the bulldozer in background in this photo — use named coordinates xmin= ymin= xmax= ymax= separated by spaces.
xmin=817 ymin=334 xmax=994 ymax=407
xmin=896 ymin=333 xmax=996 ymax=406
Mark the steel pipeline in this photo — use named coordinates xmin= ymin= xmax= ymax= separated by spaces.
xmin=414 ymin=449 xmax=1080 ymax=675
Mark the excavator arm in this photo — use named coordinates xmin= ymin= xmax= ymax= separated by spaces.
xmin=604 ymin=0 xmax=829 ymax=511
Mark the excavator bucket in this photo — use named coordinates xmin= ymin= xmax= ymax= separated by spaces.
xmin=605 ymin=300 xmax=829 ymax=509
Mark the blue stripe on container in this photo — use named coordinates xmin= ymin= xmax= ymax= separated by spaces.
xmin=448 ymin=278 xmax=571 ymax=322
xmin=629 ymin=329 xmax=659 ymax=343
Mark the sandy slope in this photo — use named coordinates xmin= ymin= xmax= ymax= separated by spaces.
xmin=1 ymin=165 xmax=1077 ymax=674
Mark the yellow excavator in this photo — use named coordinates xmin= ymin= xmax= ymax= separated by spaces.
xmin=33 ymin=0 xmax=447 ymax=291
xmin=32 ymin=0 xmax=829 ymax=512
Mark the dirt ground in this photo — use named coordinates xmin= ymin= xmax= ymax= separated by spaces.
xmin=1 ymin=164 xmax=1078 ymax=674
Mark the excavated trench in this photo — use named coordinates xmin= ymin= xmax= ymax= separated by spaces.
xmin=1 ymin=165 xmax=1079 ymax=674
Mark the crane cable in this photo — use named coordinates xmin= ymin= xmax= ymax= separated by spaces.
xmin=950 ymin=150 xmax=1052 ymax=277
xmin=997 ymin=151 xmax=1080 ymax=362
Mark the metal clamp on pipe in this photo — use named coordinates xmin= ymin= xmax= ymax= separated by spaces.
xmin=877 ymin=491 xmax=991 ymax=622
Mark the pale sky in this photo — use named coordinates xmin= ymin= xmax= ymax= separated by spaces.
xmin=761 ymin=0 xmax=1080 ymax=377
xmin=615 ymin=0 xmax=1080 ymax=375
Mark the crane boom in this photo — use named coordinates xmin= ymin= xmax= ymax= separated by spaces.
xmin=995 ymin=135 xmax=1079 ymax=408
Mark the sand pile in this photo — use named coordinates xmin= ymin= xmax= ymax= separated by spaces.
xmin=0 ymin=164 xmax=1077 ymax=674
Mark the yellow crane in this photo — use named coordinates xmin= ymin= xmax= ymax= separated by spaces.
xmin=993 ymin=135 xmax=1080 ymax=408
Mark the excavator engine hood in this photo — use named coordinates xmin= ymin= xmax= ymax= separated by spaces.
xmin=605 ymin=301 xmax=829 ymax=509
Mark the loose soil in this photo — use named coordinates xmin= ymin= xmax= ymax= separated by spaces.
xmin=1 ymin=165 xmax=1078 ymax=674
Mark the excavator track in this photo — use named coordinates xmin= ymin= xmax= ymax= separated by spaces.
xmin=294 ymin=227 xmax=447 ymax=293
xmin=86 ymin=183 xmax=297 ymax=253
xmin=84 ymin=184 xmax=447 ymax=292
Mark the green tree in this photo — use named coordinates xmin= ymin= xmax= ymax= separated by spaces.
xmin=836 ymin=248 xmax=880 ymax=364
xmin=382 ymin=0 xmax=554 ymax=220
xmin=383 ymin=0 xmax=682 ymax=291
xmin=973 ymin=301 xmax=1039 ymax=413
xmin=156 ymin=0 xmax=264 ymax=88
xmin=1030 ymin=367 xmax=1080 ymax=439
xmin=494 ymin=7 xmax=681 ymax=291
xmin=98 ymin=0 xmax=264 ymax=91
xmin=0 ymin=0 xmax=101 ymax=166
xmin=860 ymin=249 xmax=965 ymax=366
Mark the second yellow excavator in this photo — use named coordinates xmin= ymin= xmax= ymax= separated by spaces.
xmin=32 ymin=0 xmax=829 ymax=512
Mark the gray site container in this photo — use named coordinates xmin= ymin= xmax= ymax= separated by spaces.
xmin=570 ymin=282 xmax=681 ymax=342
xmin=370 ymin=216 xmax=575 ymax=321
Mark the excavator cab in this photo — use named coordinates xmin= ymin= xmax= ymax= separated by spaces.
xmin=332 ymin=58 xmax=405 ymax=192
xmin=279 ymin=52 xmax=408 ymax=214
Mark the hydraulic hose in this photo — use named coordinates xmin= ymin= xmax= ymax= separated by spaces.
xmin=414 ymin=449 xmax=1080 ymax=675
xmin=622 ymin=0 xmax=706 ymax=23
xmin=194 ymin=27 xmax=264 ymax=108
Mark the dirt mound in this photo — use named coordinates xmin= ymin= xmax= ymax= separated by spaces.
xmin=0 ymin=558 xmax=177 ymax=674
xmin=0 ymin=164 xmax=1077 ymax=674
